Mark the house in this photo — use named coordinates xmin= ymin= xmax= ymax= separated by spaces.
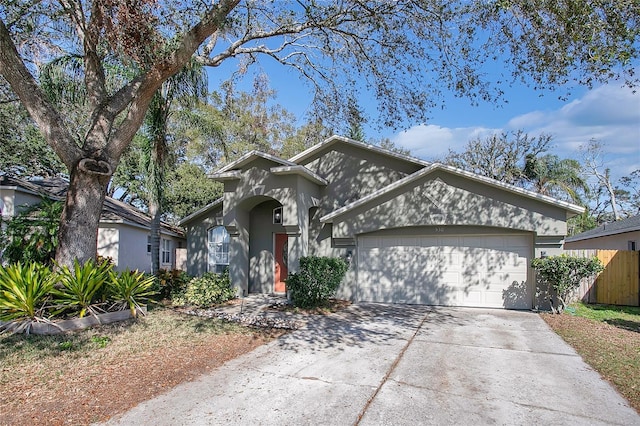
xmin=179 ymin=136 xmax=583 ymax=309
xmin=564 ymin=214 xmax=640 ymax=251
xmin=0 ymin=174 xmax=185 ymax=272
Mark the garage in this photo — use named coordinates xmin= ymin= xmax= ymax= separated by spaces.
xmin=357 ymin=233 xmax=532 ymax=309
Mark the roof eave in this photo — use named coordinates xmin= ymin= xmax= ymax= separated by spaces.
xmin=270 ymin=165 xmax=328 ymax=186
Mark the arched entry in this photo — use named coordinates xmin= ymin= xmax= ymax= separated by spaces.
xmin=247 ymin=198 xmax=288 ymax=293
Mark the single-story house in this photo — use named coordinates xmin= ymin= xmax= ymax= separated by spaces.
xmin=564 ymin=214 xmax=640 ymax=251
xmin=180 ymin=136 xmax=584 ymax=309
xmin=0 ymin=174 xmax=185 ymax=272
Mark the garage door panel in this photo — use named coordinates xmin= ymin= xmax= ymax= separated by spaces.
xmin=358 ymin=234 xmax=532 ymax=309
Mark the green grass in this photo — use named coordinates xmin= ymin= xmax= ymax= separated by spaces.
xmin=572 ymin=303 xmax=640 ymax=332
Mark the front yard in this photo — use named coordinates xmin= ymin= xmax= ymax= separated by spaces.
xmin=541 ymin=303 xmax=640 ymax=413
xmin=0 ymin=307 xmax=283 ymax=425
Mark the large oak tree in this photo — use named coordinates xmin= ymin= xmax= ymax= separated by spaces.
xmin=0 ymin=1 xmax=638 ymax=266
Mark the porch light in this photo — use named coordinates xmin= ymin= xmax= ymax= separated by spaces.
xmin=273 ymin=206 xmax=283 ymax=224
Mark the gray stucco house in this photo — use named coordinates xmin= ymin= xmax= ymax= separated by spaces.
xmin=564 ymin=214 xmax=640 ymax=251
xmin=180 ymin=136 xmax=583 ymax=309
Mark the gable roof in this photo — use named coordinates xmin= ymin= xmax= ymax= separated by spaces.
xmin=565 ymin=214 xmax=640 ymax=242
xmin=320 ymin=162 xmax=584 ymax=223
xmin=0 ymin=175 xmax=184 ymax=237
xmin=214 ymin=151 xmax=297 ymax=174
xmin=289 ymin=135 xmax=430 ymax=168
xmin=178 ymin=197 xmax=223 ymax=226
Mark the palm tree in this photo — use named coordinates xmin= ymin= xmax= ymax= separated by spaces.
xmin=142 ymin=61 xmax=207 ymax=274
xmin=524 ymin=154 xmax=588 ymax=204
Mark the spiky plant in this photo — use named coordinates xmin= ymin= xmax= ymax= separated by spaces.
xmin=52 ymin=259 xmax=112 ymax=318
xmin=0 ymin=262 xmax=56 ymax=333
xmin=108 ymin=269 xmax=157 ymax=317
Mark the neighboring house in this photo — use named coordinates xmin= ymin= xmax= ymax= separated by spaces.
xmin=0 ymin=174 xmax=185 ymax=272
xmin=180 ymin=135 xmax=583 ymax=310
xmin=564 ymin=214 xmax=640 ymax=251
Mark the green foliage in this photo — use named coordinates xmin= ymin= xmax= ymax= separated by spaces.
xmin=154 ymin=268 xmax=191 ymax=300
xmin=162 ymin=163 xmax=223 ymax=220
xmin=0 ymin=96 xmax=64 ymax=177
xmin=444 ymin=131 xmax=552 ymax=186
xmin=0 ymin=263 xmax=56 ymax=328
xmin=531 ymin=254 xmax=605 ymax=311
xmin=175 ymin=270 xmax=236 ymax=308
xmin=108 ymin=269 xmax=157 ymax=317
xmin=0 ymin=199 xmax=62 ymax=266
xmin=286 ymin=256 xmax=348 ymax=308
xmin=52 ymin=259 xmax=113 ymax=318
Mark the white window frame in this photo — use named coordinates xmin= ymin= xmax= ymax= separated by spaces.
xmin=161 ymin=238 xmax=171 ymax=264
xmin=208 ymin=226 xmax=230 ymax=274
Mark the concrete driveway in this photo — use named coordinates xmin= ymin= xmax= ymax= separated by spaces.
xmin=103 ymin=305 xmax=639 ymax=425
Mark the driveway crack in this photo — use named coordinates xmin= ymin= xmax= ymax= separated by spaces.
xmin=353 ymin=313 xmax=430 ymax=426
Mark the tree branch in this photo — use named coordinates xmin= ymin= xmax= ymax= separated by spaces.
xmin=0 ymin=18 xmax=82 ymax=168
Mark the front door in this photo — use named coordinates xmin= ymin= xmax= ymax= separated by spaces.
xmin=274 ymin=233 xmax=288 ymax=293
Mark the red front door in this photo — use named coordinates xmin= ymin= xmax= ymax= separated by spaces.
xmin=274 ymin=233 xmax=288 ymax=293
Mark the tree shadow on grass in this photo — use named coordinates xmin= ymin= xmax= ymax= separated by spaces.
xmin=604 ymin=319 xmax=640 ymax=333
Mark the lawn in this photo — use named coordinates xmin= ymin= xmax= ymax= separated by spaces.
xmin=0 ymin=307 xmax=283 ymax=425
xmin=541 ymin=303 xmax=640 ymax=414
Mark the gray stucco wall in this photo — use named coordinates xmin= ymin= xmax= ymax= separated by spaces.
xmin=183 ymin=205 xmax=223 ymax=276
xmin=329 ymin=172 xmax=569 ymax=239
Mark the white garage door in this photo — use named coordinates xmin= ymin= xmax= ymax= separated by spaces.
xmin=357 ymin=234 xmax=532 ymax=309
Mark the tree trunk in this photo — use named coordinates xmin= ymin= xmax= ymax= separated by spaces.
xmin=55 ymin=161 xmax=111 ymax=267
xmin=149 ymin=198 xmax=161 ymax=274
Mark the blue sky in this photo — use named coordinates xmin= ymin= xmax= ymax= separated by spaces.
xmin=208 ymin=60 xmax=640 ymax=183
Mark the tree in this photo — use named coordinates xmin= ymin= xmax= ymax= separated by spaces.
xmin=523 ymin=154 xmax=587 ymax=204
xmin=142 ymin=61 xmax=207 ymax=274
xmin=580 ymin=139 xmax=640 ymax=223
xmin=0 ymin=81 xmax=64 ymax=177
xmin=163 ymin=163 xmax=223 ymax=221
xmin=1 ymin=1 xmax=638 ymax=266
xmin=445 ymin=131 xmax=552 ymax=185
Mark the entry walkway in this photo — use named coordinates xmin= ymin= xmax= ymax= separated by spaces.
xmin=103 ymin=305 xmax=639 ymax=425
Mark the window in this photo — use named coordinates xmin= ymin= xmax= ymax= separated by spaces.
xmin=161 ymin=239 xmax=171 ymax=264
xmin=273 ymin=206 xmax=283 ymax=224
xmin=147 ymin=235 xmax=151 ymax=254
xmin=629 ymin=241 xmax=637 ymax=251
xmin=208 ymin=226 xmax=230 ymax=274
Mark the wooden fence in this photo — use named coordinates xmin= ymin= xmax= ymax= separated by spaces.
xmin=566 ymin=249 xmax=640 ymax=307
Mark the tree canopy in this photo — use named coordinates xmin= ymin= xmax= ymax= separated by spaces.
xmin=0 ymin=0 xmax=638 ymax=265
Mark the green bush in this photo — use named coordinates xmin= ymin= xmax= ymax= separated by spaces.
xmin=0 ymin=262 xmax=56 ymax=332
xmin=286 ymin=256 xmax=348 ymax=308
xmin=0 ymin=199 xmax=62 ymax=266
xmin=154 ymin=268 xmax=191 ymax=300
xmin=176 ymin=270 xmax=236 ymax=308
xmin=52 ymin=259 xmax=113 ymax=318
xmin=531 ymin=254 xmax=604 ymax=313
xmin=108 ymin=269 xmax=157 ymax=317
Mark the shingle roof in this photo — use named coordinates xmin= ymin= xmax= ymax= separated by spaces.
xmin=0 ymin=174 xmax=184 ymax=237
xmin=565 ymin=214 xmax=640 ymax=242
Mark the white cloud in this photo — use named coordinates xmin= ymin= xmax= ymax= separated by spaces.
xmin=392 ymin=84 xmax=640 ymax=177
xmin=392 ymin=124 xmax=499 ymax=161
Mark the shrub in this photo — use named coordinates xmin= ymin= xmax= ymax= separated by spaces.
xmin=108 ymin=269 xmax=157 ymax=317
xmin=0 ymin=199 xmax=62 ymax=266
xmin=52 ymin=259 xmax=113 ymax=318
xmin=176 ymin=270 xmax=236 ymax=308
xmin=154 ymin=268 xmax=191 ymax=300
xmin=0 ymin=262 xmax=56 ymax=333
xmin=286 ymin=256 xmax=348 ymax=308
xmin=531 ymin=254 xmax=604 ymax=313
